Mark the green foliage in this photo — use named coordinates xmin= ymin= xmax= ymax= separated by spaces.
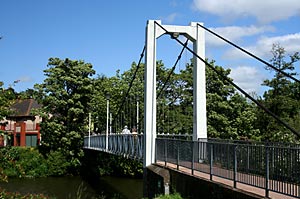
xmin=91 ymin=62 xmax=145 ymax=133
xmin=18 ymin=148 xmax=48 ymax=177
xmin=35 ymin=57 xmax=95 ymax=173
xmin=257 ymin=44 xmax=300 ymax=142
xmin=18 ymin=89 xmax=38 ymax=99
xmin=98 ymin=154 xmax=143 ymax=177
xmin=0 ymin=147 xmax=47 ymax=178
xmin=82 ymin=151 xmax=143 ymax=178
xmin=203 ymin=61 xmax=259 ymax=139
xmin=0 ymin=82 xmax=16 ymax=121
xmin=91 ymin=58 xmax=259 ymax=140
xmin=0 ymin=168 xmax=8 ymax=182
xmin=0 ymin=147 xmax=72 ymax=178
xmin=46 ymin=150 xmax=70 ymax=176
xmin=155 ymin=59 xmax=259 ymax=139
xmin=155 ymin=193 xmax=183 ymax=199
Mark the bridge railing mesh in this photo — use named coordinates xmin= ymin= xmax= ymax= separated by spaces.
xmin=156 ymin=138 xmax=300 ymax=198
xmin=83 ymin=134 xmax=143 ymax=161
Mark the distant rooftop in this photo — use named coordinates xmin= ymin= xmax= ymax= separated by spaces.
xmin=10 ymin=99 xmax=41 ymax=117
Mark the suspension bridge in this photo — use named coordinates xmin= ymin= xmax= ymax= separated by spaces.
xmin=83 ymin=20 xmax=300 ymax=199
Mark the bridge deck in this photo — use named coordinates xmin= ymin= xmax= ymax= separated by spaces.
xmin=84 ymin=135 xmax=300 ymax=198
xmin=156 ymin=161 xmax=298 ymax=199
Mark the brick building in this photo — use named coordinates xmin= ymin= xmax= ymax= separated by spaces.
xmin=0 ymin=99 xmax=41 ymax=147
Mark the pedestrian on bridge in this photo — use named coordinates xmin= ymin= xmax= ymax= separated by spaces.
xmin=122 ymin=125 xmax=131 ymax=134
xmin=132 ymin=126 xmax=137 ymax=135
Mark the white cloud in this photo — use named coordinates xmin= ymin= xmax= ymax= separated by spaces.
xmin=229 ymin=66 xmax=266 ymax=94
xmin=206 ymin=25 xmax=275 ymax=46
xmin=224 ymin=33 xmax=300 ymax=59
xmin=169 ymin=1 xmax=178 ymax=7
xmin=193 ymin=0 xmax=300 ymax=23
xmin=19 ymin=76 xmax=33 ymax=83
xmin=162 ymin=13 xmax=179 ymax=23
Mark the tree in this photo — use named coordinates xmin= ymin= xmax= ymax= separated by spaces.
xmin=18 ymin=88 xmax=38 ymax=99
xmin=34 ymin=58 xmax=95 ymax=171
xmin=90 ymin=57 xmax=258 ymax=140
xmin=0 ymin=82 xmax=16 ymax=121
xmin=257 ymin=44 xmax=300 ymax=142
xmin=155 ymin=59 xmax=259 ymax=139
xmin=200 ymin=60 xmax=259 ymax=139
xmin=0 ymin=82 xmax=9 ymax=120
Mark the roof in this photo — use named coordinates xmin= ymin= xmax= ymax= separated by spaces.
xmin=10 ymin=99 xmax=41 ymax=117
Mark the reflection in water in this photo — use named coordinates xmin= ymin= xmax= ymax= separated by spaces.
xmin=0 ymin=176 xmax=143 ymax=199
xmin=101 ymin=176 xmax=143 ymax=199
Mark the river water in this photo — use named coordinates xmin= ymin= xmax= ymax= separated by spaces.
xmin=0 ymin=176 xmax=143 ymax=199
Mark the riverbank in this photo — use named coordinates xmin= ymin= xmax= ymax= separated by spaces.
xmin=0 ymin=176 xmax=143 ymax=199
xmin=0 ymin=147 xmax=144 ymax=198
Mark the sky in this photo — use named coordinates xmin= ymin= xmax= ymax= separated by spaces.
xmin=0 ymin=0 xmax=299 ymax=95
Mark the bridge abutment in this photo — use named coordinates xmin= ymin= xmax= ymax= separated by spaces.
xmin=143 ymin=165 xmax=170 ymax=198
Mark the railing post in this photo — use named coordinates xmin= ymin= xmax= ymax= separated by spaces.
xmin=192 ymin=141 xmax=195 ymax=175
xmin=155 ymin=138 xmax=157 ymax=163
xmin=233 ymin=144 xmax=237 ymax=188
xmin=164 ymin=139 xmax=167 ymax=167
xmin=210 ymin=144 xmax=213 ymax=180
xmin=177 ymin=140 xmax=180 ymax=170
xmin=247 ymin=145 xmax=250 ymax=172
xmin=265 ymin=145 xmax=269 ymax=198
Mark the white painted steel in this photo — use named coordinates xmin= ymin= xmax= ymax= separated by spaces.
xmin=144 ymin=20 xmax=207 ymax=167
xmin=106 ymin=98 xmax=109 ymax=151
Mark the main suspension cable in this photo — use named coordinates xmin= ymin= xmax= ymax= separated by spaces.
xmin=196 ymin=23 xmax=300 ymax=83
xmin=154 ymin=21 xmax=300 ymax=138
xmin=116 ymin=45 xmax=146 ymax=117
xmin=157 ymin=39 xmax=189 ymax=99
xmin=139 ymin=39 xmax=189 ymax=132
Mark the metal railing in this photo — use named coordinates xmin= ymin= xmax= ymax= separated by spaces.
xmin=156 ymin=138 xmax=300 ymax=198
xmin=83 ymin=133 xmax=190 ymax=160
xmin=157 ymin=133 xmax=192 ymax=140
xmin=84 ymin=134 xmax=143 ymax=160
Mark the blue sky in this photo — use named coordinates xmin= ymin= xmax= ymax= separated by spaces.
xmin=0 ymin=0 xmax=299 ymax=95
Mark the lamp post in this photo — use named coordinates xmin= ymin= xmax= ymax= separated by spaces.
xmin=88 ymin=112 xmax=91 ymax=148
xmin=106 ymin=93 xmax=110 ymax=152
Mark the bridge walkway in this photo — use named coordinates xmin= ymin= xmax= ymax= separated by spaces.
xmin=155 ymin=161 xmax=297 ymax=199
xmin=155 ymin=138 xmax=300 ymax=198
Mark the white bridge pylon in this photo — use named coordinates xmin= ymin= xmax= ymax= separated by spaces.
xmin=144 ymin=20 xmax=207 ymax=167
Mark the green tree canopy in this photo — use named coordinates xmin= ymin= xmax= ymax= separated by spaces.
xmin=257 ymin=44 xmax=300 ymax=142
xmin=0 ymin=82 xmax=16 ymax=121
xmin=107 ymin=58 xmax=259 ymax=140
xmin=34 ymin=58 xmax=95 ymax=171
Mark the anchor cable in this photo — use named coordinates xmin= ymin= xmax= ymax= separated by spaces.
xmin=154 ymin=21 xmax=300 ymax=138
xmin=196 ymin=23 xmax=300 ymax=83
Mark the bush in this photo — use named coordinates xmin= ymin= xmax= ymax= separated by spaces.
xmin=0 ymin=147 xmax=71 ymax=178
xmin=18 ymin=148 xmax=48 ymax=177
xmin=0 ymin=147 xmax=27 ymax=178
xmin=46 ymin=150 xmax=70 ymax=176
xmin=92 ymin=152 xmax=143 ymax=177
xmin=156 ymin=193 xmax=183 ymax=199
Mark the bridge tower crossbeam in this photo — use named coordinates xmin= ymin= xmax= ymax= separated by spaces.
xmin=144 ymin=20 xmax=207 ymax=167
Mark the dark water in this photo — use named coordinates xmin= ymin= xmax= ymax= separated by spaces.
xmin=0 ymin=176 xmax=143 ymax=199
